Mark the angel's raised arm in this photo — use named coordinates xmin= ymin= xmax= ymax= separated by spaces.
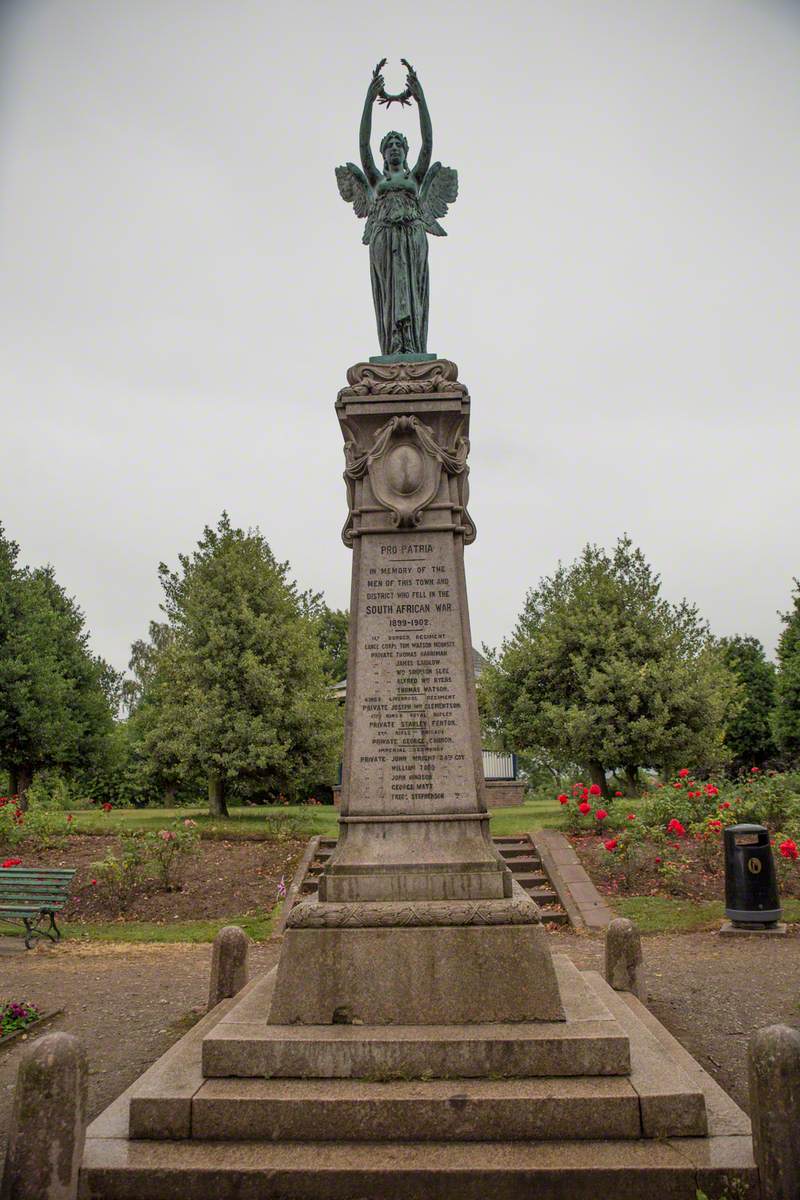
xmin=408 ymin=67 xmax=432 ymax=183
xmin=359 ymin=73 xmax=383 ymax=188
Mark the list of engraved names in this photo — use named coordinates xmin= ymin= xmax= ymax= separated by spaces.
xmin=350 ymin=533 xmax=475 ymax=814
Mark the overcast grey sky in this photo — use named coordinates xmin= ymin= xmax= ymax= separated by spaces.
xmin=1 ymin=0 xmax=798 ymax=672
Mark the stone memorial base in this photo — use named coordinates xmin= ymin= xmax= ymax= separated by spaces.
xmin=266 ymin=914 xmax=564 ymax=1025
xmin=79 ymin=957 xmax=757 ymax=1199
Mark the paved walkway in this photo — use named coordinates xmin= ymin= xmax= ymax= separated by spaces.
xmin=533 ymin=829 xmax=615 ymax=930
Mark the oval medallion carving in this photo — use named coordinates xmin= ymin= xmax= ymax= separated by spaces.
xmin=385 ymin=443 xmax=424 ymax=495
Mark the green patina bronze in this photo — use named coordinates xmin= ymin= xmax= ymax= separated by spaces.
xmin=336 ymin=59 xmax=458 ymax=359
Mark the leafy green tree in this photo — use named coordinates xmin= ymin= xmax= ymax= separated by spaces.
xmin=121 ymin=621 xmax=172 ymax=715
xmin=313 ymin=605 xmax=349 ymax=682
xmin=0 ymin=524 xmax=115 ymax=808
xmin=143 ymin=514 xmax=342 ymax=816
xmin=773 ymin=581 xmax=800 ymax=763
xmin=479 ymin=537 xmax=739 ymax=799
xmin=719 ymin=636 xmax=776 ymax=770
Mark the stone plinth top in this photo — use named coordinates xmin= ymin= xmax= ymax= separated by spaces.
xmin=338 ymin=358 xmax=466 ymax=399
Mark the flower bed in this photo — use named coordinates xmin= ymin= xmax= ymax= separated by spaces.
xmin=555 ymin=770 xmax=800 ymax=903
xmin=0 ymin=1001 xmax=41 ymax=1040
xmin=0 ymin=835 xmax=304 ymax=924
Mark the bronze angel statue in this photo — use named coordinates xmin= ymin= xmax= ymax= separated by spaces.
xmin=336 ymin=60 xmax=458 ymax=357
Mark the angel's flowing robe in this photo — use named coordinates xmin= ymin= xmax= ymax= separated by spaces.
xmin=369 ymin=185 xmax=429 ymax=356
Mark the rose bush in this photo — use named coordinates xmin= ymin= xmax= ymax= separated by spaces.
xmin=555 ymin=767 xmax=800 ymax=900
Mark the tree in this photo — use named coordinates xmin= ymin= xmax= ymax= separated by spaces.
xmin=313 ymin=605 xmax=349 ymax=682
xmin=773 ymin=581 xmax=800 ymax=763
xmin=0 ymin=524 xmax=115 ymax=807
xmin=122 ymin=623 xmax=192 ymax=806
xmin=143 ymin=514 xmax=342 ymax=816
xmin=478 ymin=537 xmax=739 ymax=799
xmin=719 ymin=636 xmax=776 ymax=770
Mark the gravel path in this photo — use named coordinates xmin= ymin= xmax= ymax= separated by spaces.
xmin=1 ymin=926 xmax=798 ymax=1157
xmin=550 ymin=926 xmax=800 ymax=1110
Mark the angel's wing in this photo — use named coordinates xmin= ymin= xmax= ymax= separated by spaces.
xmin=419 ymin=163 xmax=458 ymax=237
xmin=335 ymin=162 xmax=375 ymax=243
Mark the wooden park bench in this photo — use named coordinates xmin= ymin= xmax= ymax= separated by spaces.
xmin=0 ymin=867 xmax=75 ymax=949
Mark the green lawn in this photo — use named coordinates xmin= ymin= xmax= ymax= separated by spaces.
xmin=489 ymin=798 xmax=564 ymax=835
xmin=67 ymin=805 xmax=340 ymax=840
xmin=5 ymin=907 xmax=282 ymax=945
xmin=66 ymin=798 xmax=565 ymax=840
xmin=613 ymin=895 xmax=800 ymax=934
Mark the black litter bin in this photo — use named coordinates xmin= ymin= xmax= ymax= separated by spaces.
xmin=724 ymin=823 xmax=781 ymax=926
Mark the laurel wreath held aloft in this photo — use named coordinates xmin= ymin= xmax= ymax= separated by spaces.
xmin=372 ymin=57 xmax=418 ymax=107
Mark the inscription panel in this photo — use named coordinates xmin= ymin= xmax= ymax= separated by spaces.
xmin=346 ymin=530 xmax=478 ymax=815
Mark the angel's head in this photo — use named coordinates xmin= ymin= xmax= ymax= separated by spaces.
xmin=380 ymin=130 xmax=409 ymax=175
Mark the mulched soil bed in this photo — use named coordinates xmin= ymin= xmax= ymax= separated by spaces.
xmin=2 ymin=835 xmax=305 ymax=923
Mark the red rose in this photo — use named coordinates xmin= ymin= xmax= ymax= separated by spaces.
xmin=578 ymin=801 xmax=591 ymax=815
xmin=603 ymin=839 xmax=618 ymax=852
xmin=678 ymin=768 xmax=690 ymax=778
xmin=720 ymin=801 xmax=731 ymax=810
xmin=589 ymin=783 xmax=602 ymax=796
xmin=654 ymin=856 xmax=662 ymax=864
xmin=614 ymin=791 xmax=623 ymax=797
xmin=667 ymin=818 xmax=686 ymax=837
xmin=779 ymin=839 xmax=798 ymax=861
xmin=594 ymin=809 xmax=608 ymax=821
xmin=750 ymin=766 xmax=760 ymax=773
xmin=557 ymin=793 xmax=568 ymax=804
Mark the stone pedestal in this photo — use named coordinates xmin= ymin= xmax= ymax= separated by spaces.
xmin=324 ymin=359 xmax=508 ymax=906
xmin=267 ymin=358 xmax=563 ymax=1026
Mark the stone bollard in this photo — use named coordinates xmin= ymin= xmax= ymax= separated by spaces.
xmin=1 ymin=1032 xmax=87 ymax=1200
xmin=208 ymin=924 xmax=249 ymax=1010
xmin=748 ymin=1024 xmax=800 ymax=1199
xmin=604 ymin=917 xmax=647 ymax=1002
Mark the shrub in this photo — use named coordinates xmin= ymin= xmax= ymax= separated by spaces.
xmin=91 ymin=833 xmax=148 ymax=912
xmin=0 ymin=799 xmax=25 ymax=848
xmin=264 ymin=812 xmax=310 ymax=841
xmin=775 ymin=833 xmax=800 ymax=898
xmin=24 ymin=772 xmax=74 ymax=811
xmin=0 ymin=801 xmax=68 ymax=851
xmin=143 ymin=823 xmax=199 ymax=891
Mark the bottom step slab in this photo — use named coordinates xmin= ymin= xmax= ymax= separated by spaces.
xmin=191 ymin=1075 xmax=643 ymax=1141
xmin=79 ymin=1136 xmax=758 ymax=1200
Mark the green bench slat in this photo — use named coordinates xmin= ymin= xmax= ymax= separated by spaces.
xmin=0 ymin=905 xmax=64 ymax=915
xmin=0 ymin=886 xmax=73 ymax=895
xmin=0 ymin=883 xmax=74 ymax=892
xmin=0 ymin=868 xmax=74 ymax=878
xmin=0 ymin=881 xmax=74 ymax=889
